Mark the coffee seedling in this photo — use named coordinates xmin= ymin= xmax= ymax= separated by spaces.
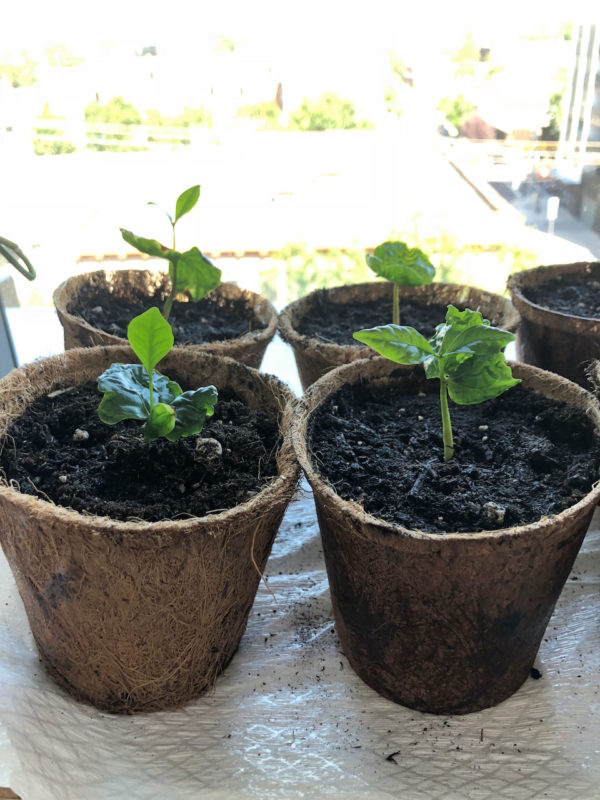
xmin=354 ymin=305 xmax=519 ymax=460
xmin=366 ymin=240 xmax=435 ymax=325
xmin=121 ymin=185 xmax=221 ymax=319
xmin=98 ymin=307 xmax=217 ymax=442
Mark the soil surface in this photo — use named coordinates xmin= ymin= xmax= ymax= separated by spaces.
xmin=309 ymin=380 xmax=600 ymax=534
xmin=522 ymin=278 xmax=600 ymax=319
xmin=296 ymin=296 xmax=452 ymax=345
xmin=1 ymin=384 xmax=280 ymax=522
xmin=70 ymin=285 xmax=267 ymax=344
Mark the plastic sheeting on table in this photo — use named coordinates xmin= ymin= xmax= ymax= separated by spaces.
xmin=0 ymin=483 xmax=599 ymax=800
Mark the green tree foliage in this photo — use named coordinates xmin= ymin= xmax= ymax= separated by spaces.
xmin=288 ymin=93 xmax=373 ymax=131
xmin=450 ymin=33 xmax=502 ymax=83
xmin=32 ymin=103 xmax=76 ymax=155
xmin=145 ymin=106 xmax=213 ymax=145
xmin=45 ymin=43 xmax=84 ymax=68
xmin=214 ymin=36 xmax=236 ymax=52
xmin=0 ymin=54 xmax=38 ymax=87
xmin=541 ymin=92 xmax=563 ymax=141
xmin=84 ymin=96 xmax=142 ymax=125
xmin=438 ymin=95 xmax=476 ymax=129
xmin=237 ymin=100 xmax=282 ymax=130
xmin=451 ymin=32 xmax=480 ymax=78
xmin=385 ymin=52 xmax=413 ymax=118
xmin=84 ymin=96 xmax=144 ymax=151
xmin=146 ymin=106 xmax=213 ymax=128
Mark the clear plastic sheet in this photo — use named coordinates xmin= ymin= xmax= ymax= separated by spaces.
xmin=1 ymin=338 xmax=599 ymax=799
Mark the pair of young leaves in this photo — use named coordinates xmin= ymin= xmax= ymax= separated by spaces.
xmin=98 ymin=307 xmax=217 ymax=442
xmin=121 ymin=185 xmax=221 ymax=308
xmin=354 ymin=305 xmax=519 ymax=406
xmin=366 ymin=240 xmax=435 ymax=287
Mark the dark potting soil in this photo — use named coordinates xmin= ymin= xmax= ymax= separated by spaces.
xmin=296 ymin=296 xmax=451 ymax=345
xmin=522 ymin=278 xmax=600 ymax=319
xmin=1 ymin=384 xmax=280 ymax=522
xmin=70 ymin=285 xmax=267 ymax=344
xmin=309 ymin=381 xmax=600 ymax=534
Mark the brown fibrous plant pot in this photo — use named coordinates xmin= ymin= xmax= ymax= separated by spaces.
xmin=507 ymin=262 xmax=600 ymax=388
xmin=279 ymin=281 xmax=519 ymax=390
xmin=53 ymin=269 xmax=279 ymax=369
xmin=0 ymin=346 xmax=299 ymax=713
xmin=291 ymin=357 xmax=600 ymax=714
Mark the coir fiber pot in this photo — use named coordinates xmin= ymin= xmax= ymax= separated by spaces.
xmin=279 ymin=281 xmax=518 ymax=390
xmin=507 ymin=262 xmax=600 ymax=388
xmin=54 ymin=269 xmax=278 ymax=369
xmin=291 ymin=357 xmax=600 ymax=715
xmin=0 ymin=346 xmax=299 ymax=713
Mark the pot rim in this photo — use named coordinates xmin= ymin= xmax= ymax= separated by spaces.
xmin=0 ymin=345 xmax=299 ymax=539
xmin=507 ymin=261 xmax=600 ymax=327
xmin=279 ymin=280 xmax=519 ymax=355
xmin=53 ymin=268 xmax=279 ymax=348
xmin=291 ymin=356 xmax=600 ymax=545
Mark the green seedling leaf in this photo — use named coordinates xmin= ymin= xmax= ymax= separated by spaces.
xmin=127 ymin=307 xmax=174 ymax=375
xmin=97 ymin=364 xmax=180 ymax=425
xmin=366 ymin=241 xmax=435 ymax=286
xmin=171 ymin=247 xmax=222 ymax=301
xmin=142 ymin=402 xmax=177 ymax=440
xmin=166 ymin=385 xmax=218 ymax=441
xmin=174 ymin=185 xmax=200 ymax=223
xmin=446 ymin=351 xmax=520 ymax=405
xmin=425 ymin=307 xmax=518 ymax=384
xmin=354 ymin=304 xmax=519 ymax=461
xmin=98 ymin=364 xmax=152 ymax=424
xmin=120 ymin=229 xmax=179 ymax=262
xmin=353 ymin=325 xmax=434 ymax=364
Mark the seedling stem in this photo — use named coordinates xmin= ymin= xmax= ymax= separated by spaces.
xmin=439 ymin=378 xmax=454 ymax=461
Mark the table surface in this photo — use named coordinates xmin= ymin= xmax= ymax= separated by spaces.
xmin=1 ymin=335 xmax=599 ymax=800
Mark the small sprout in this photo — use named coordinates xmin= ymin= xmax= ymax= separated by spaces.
xmin=72 ymin=428 xmax=89 ymax=441
xmin=120 ymin=185 xmax=222 ymax=320
xmin=354 ymin=305 xmax=519 ymax=461
xmin=97 ymin=307 xmax=218 ymax=442
xmin=366 ymin=240 xmax=435 ymax=325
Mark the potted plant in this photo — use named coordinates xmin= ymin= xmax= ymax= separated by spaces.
xmin=0 ymin=309 xmax=299 ymax=712
xmin=507 ymin=261 xmax=600 ymax=389
xmin=279 ymin=240 xmax=518 ymax=389
xmin=53 ymin=186 xmax=278 ymax=369
xmin=291 ymin=306 xmax=600 ymax=714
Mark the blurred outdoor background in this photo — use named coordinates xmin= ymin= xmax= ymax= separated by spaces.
xmin=2 ymin=1 xmax=600 ymax=362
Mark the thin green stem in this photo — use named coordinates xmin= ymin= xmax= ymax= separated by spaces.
xmin=439 ymin=378 xmax=454 ymax=461
xmin=148 ymin=369 xmax=154 ymax=411
xmin=162 ymin=224 xmax=178 ymax=319
xmin=393 ymin=282 xmax=400 ymax=325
